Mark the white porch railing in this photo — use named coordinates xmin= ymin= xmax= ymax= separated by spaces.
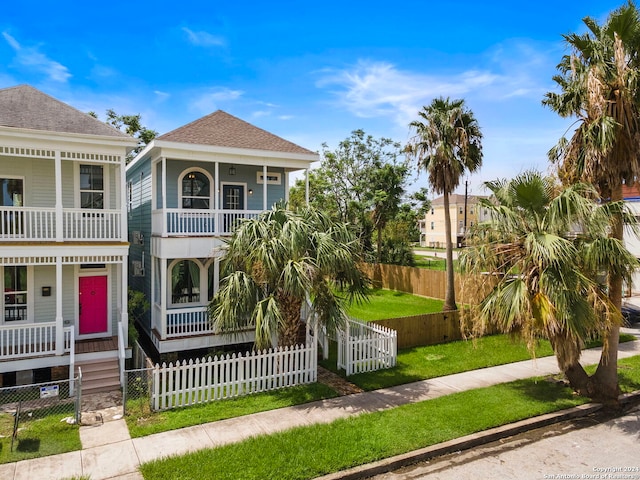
xmin=165 ymin=306 xmax=213 ymax=338
xmin=0 ymin=323 xmax=74 ymax=359
xmin=151 ymin=343 xmax=317 ymax=410
xmin=337 ymin=318 xmax=397 ymax=376
xmin=63 ymin=209 xmax=121 ymax=240
xmin=0 ymin=207 xmax=122 ymax=241
xmin=152 ymin=209 xmax=262 ymax=236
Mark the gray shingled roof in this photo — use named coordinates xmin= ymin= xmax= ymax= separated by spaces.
xmin=157 ymin=110 xmax=316 ymax=155
xmin=0 ymin=85 xmax=129 ymax=138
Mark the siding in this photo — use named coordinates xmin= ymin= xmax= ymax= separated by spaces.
xmin=33 ymin=265 xmax=56 ymax=323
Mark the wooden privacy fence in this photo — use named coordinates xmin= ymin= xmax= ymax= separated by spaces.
xmin=151 ymin=343 xmax=317 ymax=411
xmin=361 ymin=263 xmax=461 ymax=299
xmin=337 ymin=318 xmax=397 ymax=376
xmin=373 ymin=311 xmax=462 ymax=349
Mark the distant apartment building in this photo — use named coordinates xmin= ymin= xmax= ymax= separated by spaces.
xmin=418 ymin=194 xmax=488 ymax=248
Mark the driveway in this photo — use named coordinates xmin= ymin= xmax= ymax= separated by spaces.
xmin=371 ymin=404 xmax=640 ymax=480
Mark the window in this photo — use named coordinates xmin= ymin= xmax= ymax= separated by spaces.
xmin=470 ymin=221 xmax=474 ymax=227
xmin=256 ymin=171 xmax=282 ymax=185
xmin=459 ymin=207 xmax=463 ymax=214
xmin=0 ymin=178 xmax=23 ymax=207
xmin=459 ymin=220 xmax=463 ymax=229
xmin=4 ymin=266 xmax=27 ymax=322
xmin=80 ymin=165 xmax=104 ymax=209
xmin=171 ymin=260 xmax=200 ymax=304
xmin=430 ymin=208 xmax=434 ymax=215
xmin=470 ymin=208 xmax=474 ymax=215
xmin=182 ymin=171 xmax=210 ymax=209
xmin=430 ymin=222 xmax=434 ymax=230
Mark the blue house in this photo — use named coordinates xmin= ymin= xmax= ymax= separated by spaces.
xmin=126 ymin=111 xmax=317 ymax=358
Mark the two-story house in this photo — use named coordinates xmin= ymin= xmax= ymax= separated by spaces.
xmin=0 ymin=85 xmax=136 ymax=391
xmin=419 ymin=194 xmax=488 ymax=248
xmin=126 ymin=110 xmax=317 ymax=360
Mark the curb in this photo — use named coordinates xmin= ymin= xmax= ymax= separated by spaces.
xmin=316 ymin=391 xmax=640 ymax=480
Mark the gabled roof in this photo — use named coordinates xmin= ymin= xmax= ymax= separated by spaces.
xmin=157 ymin=110 xmax=315 ymax=155
xmin=0 ymin=85 xmax=129 ymax=138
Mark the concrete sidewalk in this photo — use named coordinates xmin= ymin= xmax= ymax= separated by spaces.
xmin=1 ymin=338 xmax=639 ymax=480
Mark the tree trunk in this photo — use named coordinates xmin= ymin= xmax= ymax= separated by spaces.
xmin=442 ymin=192 xmax=457 ymax=311
xmin=592 ymin=182 xmax=623 ymax=404
xmin=277 ymin=292 xmax=304 ymax=347
xmin=376 ymin=223 xmax=382 ymax=264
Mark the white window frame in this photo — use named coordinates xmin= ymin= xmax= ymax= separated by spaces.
xmin=256 ymin=171 xmax=282 ymax=185
xmin=75 ymin=163 xmax=109 ymax=209
xmin=178 ymin=167 xmax=213 ymax=210
xmin=168 ymin=258 xmax=204 ymax=307
xmin=1 ymin=265 xmax=34 ymax=325
xmin=220 ymin=182 xmax=248 ymax=211
xmin=0 ymin=175 xmax=25 ymax=207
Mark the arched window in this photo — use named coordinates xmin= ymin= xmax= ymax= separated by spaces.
xmin=171 ymin=260 xmax=200 ymax=304
xmin=181 ymin=171 xmax=210 ymax=209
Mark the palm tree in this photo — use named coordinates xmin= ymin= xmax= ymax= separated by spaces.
xmin=209 ymin=205 xmax=369 ymax=349
xmin=460 ymin=171 xmax=638 ymax=399
xmin=543 ymin=2 xmax=640 ymax=401
xmin=406 ymin=97 xmax=483 ymax=311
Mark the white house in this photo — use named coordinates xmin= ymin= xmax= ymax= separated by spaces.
xmin=126 ymin=110 xmax=317 ymax=360
xmin=0 ymin=85 xmax=136 ymax=391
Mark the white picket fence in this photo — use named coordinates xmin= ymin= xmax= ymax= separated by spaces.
xmin=337 ymin=318 xmax=397 ymax=376
xmin=150 ymin=343 xmax=317 ymax=411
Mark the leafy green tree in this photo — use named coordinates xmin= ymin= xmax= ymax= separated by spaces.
xmin=89 ymin=109 xmax=158 ymax=162
xmin=406 ymin=97 xmax=483 ymax=311
xmin=460 ymin=171 xmax=638 ymax=400
xmin=289 ymin=130 xmax=411 ymax=264
xmin=209 ymin=205 xmax=369 ymax=349
xmin=543 ymin=2 xmax=640 ymax=400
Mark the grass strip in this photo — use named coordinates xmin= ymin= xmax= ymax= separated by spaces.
xmin=125 ymin=383 xmax=337 ymax=438
xmin=140 ymin=355 xmax=640 ymax=480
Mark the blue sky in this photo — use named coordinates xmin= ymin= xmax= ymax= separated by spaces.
xmin=0 ymin=0 xmax=627 ymax=197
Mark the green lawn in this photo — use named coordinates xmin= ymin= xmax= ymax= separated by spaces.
xmin=139 ymin=355 xmax=640 ymax=480
xmin=321 ymin=333 xmax=637 ymax=391
xmin=0 ymin=406 xmax=81 ymax=464
xmin=141 ymin=379 xmax=588 ymax=480
xmin=346 ymin=288 xmax=443 ymax=320
xmin=125 ymin=383 xmax=338 ymax=438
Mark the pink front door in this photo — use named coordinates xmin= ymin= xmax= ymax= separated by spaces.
xmin=79 ymin=275 xmax=108 ymax=335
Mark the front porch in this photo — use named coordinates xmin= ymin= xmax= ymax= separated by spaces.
xmin=149 ymin=304 xmax=254 ymax=354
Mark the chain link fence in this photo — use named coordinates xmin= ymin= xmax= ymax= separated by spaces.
xmin=123 ymin=367 xmax=153 ymax=416
xmin=0 ymin=375 xmax=81 ymax=451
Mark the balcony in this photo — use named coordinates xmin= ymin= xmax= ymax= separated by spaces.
xmin=152 ymin=209 xmax=262 ymax=237
xmin=0 ymin=207 xmax=122 ymax=242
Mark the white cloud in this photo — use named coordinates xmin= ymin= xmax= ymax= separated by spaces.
xmin=154 ymin=90 xmax=170 ymax=101
xmin=252 ymin=110 xmax=271 ymax=118
xmin=2 ymin=32 xmax=71 ymax=83
xmin=278 ymin=115 xmax=294 ymax=120
xmin=190 ymin=87 xmax=243 ymax=113
xmin=182 ymin=27 xmax=226 ymax=47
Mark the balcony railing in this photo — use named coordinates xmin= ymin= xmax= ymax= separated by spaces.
xmin=0 ymin=207 xmax=122 ymax=241
xmin=152 ymin=209 xmax=262 ymax=236
xmin=153 ymin=304 xmax=254 ymax=340
xmin=0 ymin=322 xmax=73 ymax=359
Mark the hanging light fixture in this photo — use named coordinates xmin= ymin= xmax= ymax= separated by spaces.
xmin=229 ymin=166 xmax=236 ymax=175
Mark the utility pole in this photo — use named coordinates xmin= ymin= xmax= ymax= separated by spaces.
xmin=463 ymin=180 xmax=469 ymax=235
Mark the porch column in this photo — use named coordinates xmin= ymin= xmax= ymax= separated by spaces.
xmin=55 ymin=151 xmax=63 ymax=242
xmin=118 ymin=162 xmax=127 ymax=241
xmin=55 ymin=256 xmax=64 ymax=355
xmin=263 ymin=165 xmax=268 ymax=211
xmin=305 ymin=168 xmax=309 ymax=205
xmin=120 ymin=257 xmax=129 ymax=347
xmin=161 ymin=156 xmax=167 ymax=237
xmin=214 ymin=161 xmax=219 ymax=235
xmin=160 ymin=258 xmax=167 ymax=340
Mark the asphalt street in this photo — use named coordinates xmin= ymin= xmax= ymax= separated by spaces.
xmin=370 ymin=404 xmax=640 ymax=480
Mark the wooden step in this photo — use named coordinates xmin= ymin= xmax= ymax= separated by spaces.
xmin=76 ymin=359 xmax=121 ymax=395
